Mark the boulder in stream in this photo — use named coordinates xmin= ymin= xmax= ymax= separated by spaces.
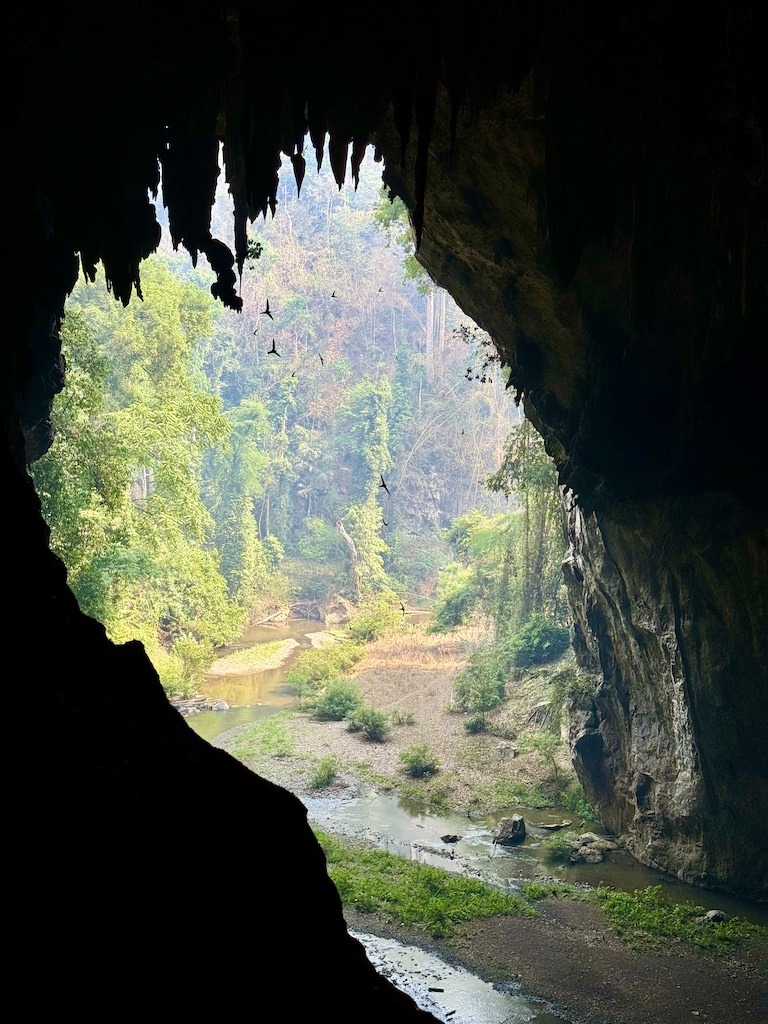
xmin=493 ymin=814 xmax=526 ymax=845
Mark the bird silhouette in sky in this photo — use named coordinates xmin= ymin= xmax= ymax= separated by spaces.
xmin=261 ymin=299 xmax=274 ymax=319
xmin=331 ymin=290 xmax=338 ymax=298
xmin=318 ymin=354 xmax=324 ymax=365
xmin=382 ymin=520 xmax=389 ymax=527
xmin=252 ymin=326 xmax=259 ymax=334
xmin=379 ymin=474 xmax=390 ymax=495
xmin=378 ymin=287 xmax=383 ymax=293
xmin=400 ymin=602 xmax=406 ymax=616
xmin=268 ymin=339 xmax=280 ymax=356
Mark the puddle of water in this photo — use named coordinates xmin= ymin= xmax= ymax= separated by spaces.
xmin=351 ymin=930 xmax=570 ymax=1023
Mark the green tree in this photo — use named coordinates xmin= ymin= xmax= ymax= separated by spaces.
xmin=48 ymin=255 xmax=245 ymax=693
xmin=30 ymin=309 xmax=135 ymax=623
xmin=485 ymin=418 xmax=568 ymax=624
xmin=202 ymin=397 xmax=292 ymax=619
xmin=334 ymin=377 xmax=393 ymax=504
xmin=342 ymin=494 xmax=391 ymax=599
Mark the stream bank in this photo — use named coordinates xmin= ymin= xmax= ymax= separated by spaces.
xmin=183 ymin=619 xmax=768 ymax=1023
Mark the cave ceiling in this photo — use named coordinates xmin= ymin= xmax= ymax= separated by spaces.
xmin=8 ymin=2 xmax=766 ymax=520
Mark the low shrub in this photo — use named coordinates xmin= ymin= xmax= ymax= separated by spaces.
xmin=427 ymin=587 xmax=475 ymax=633
xmin=502 ymin=614 xmax=571 ymax=668
xmin=399 ymin=744 xmax=440 ymax=778
xmin=311 ymin=679 xmax=362 ymax=721
xmin=541 ymin=832 xmax=579 ymax=863
xmin=549 ymin=663 xmax=599 ymax=715
xmin=559 ymin=784 xmax=597 ymax=821
xmin=463 ymin=713 xmax=487 ymax=733
xmin=309 ymin=755 xmax=340 ymax=790
xmin=347 ymin=593 xmax=403 ymax=642
xmin=517 ymin=728 xmax=563 ymax=782
xmin=452 ymin=644 xmax=507 ymax=723
xmin=346 ymin=705 xmax=391 ymax=742
xmin=391 ymin=708 xmax=416 ymax=726
xmin=285 ymin=641 xmax=364 ymax=702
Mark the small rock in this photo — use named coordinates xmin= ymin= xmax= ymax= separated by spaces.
xmin=695 ymin=910 xmax=728 ymax=924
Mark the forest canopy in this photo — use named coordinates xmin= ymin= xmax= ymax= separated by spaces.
xmin=32 ymin=144 xmax=567 ymax=695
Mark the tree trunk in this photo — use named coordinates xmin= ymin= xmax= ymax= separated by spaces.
xmin=337 ymin=519 xmax=361 ymax=601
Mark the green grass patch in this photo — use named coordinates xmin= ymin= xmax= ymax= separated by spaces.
xmin=521 ymin=880 xmax=584 ymax=901
xmin=285 ymin=641 xmax=365 ymax=704
xmin=465 ymin=777 xmax=597 ymax=821
xmin=229 ymin=713 xmax=295 ymax=761
xmin=397 ymin=781 xmax=451 ymax=812
xmin=557 ymin=784 xmax=598 ymax=821
xmin=391 ymin=708 xmax=416 ymax=726
xmin=541 ymin=831 xmax=580 ymax=863
xmin=212 ymin=640 xmax=288 ymax=671
xmin=466 ymin=778 xmax=554 ymax=815
xmin=522 ymin=880 xmax=768 ymax=956
xmin=315 ymin=829 xmax=536 ymax=938
xmin=592 ymin=884 xmax=768 ymax=953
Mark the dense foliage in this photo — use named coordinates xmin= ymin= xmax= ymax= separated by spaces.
xmin=34 ymin=144 xmax=570 ymax=700
xmin=32 ymin=260 xmax=246 ymax=694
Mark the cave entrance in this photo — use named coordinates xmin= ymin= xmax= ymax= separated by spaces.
xmin=29 ymin=129 xmax=589 ymax=867
xmin=34 ymin=139 xmax=571 ymax=709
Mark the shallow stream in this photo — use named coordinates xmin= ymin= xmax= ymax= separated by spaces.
xmin=183 ymin=619 xmax=767 ymax=1022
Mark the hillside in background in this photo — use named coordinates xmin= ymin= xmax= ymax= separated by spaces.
xmin=159 ymin=143 xmax=523 ymax=604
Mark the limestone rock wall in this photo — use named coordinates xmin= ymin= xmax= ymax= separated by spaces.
xmin=385 ymin=16 xmax=768 ymax=897
xmin=563 ymin=494 xmax=768 ymax=897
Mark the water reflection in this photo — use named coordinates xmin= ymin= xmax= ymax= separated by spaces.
xmin=304 ymin=783 xmax=768 ymax=926
xmin=352 ymin=930 xmax=570 ymax=1023
xmin=188 ymin=620 xmax=316 ymax=741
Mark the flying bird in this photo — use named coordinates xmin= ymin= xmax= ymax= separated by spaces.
xmin=318 ymin=354 xmax=324 ymax=365
xmin=379 ymin=474 xmax=390 ymax=495
xmin=331 ymin=290 xmax=338 ymax=298
xmin=267 ymin=339 xmax=280 ymax=356
xmin=400 ymin=602 xmax=406 ymax=616
xmin=261 ymin=299 xmax=274 ymax=319
xmin=382 ymin=520 xmax=389 ymax=527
